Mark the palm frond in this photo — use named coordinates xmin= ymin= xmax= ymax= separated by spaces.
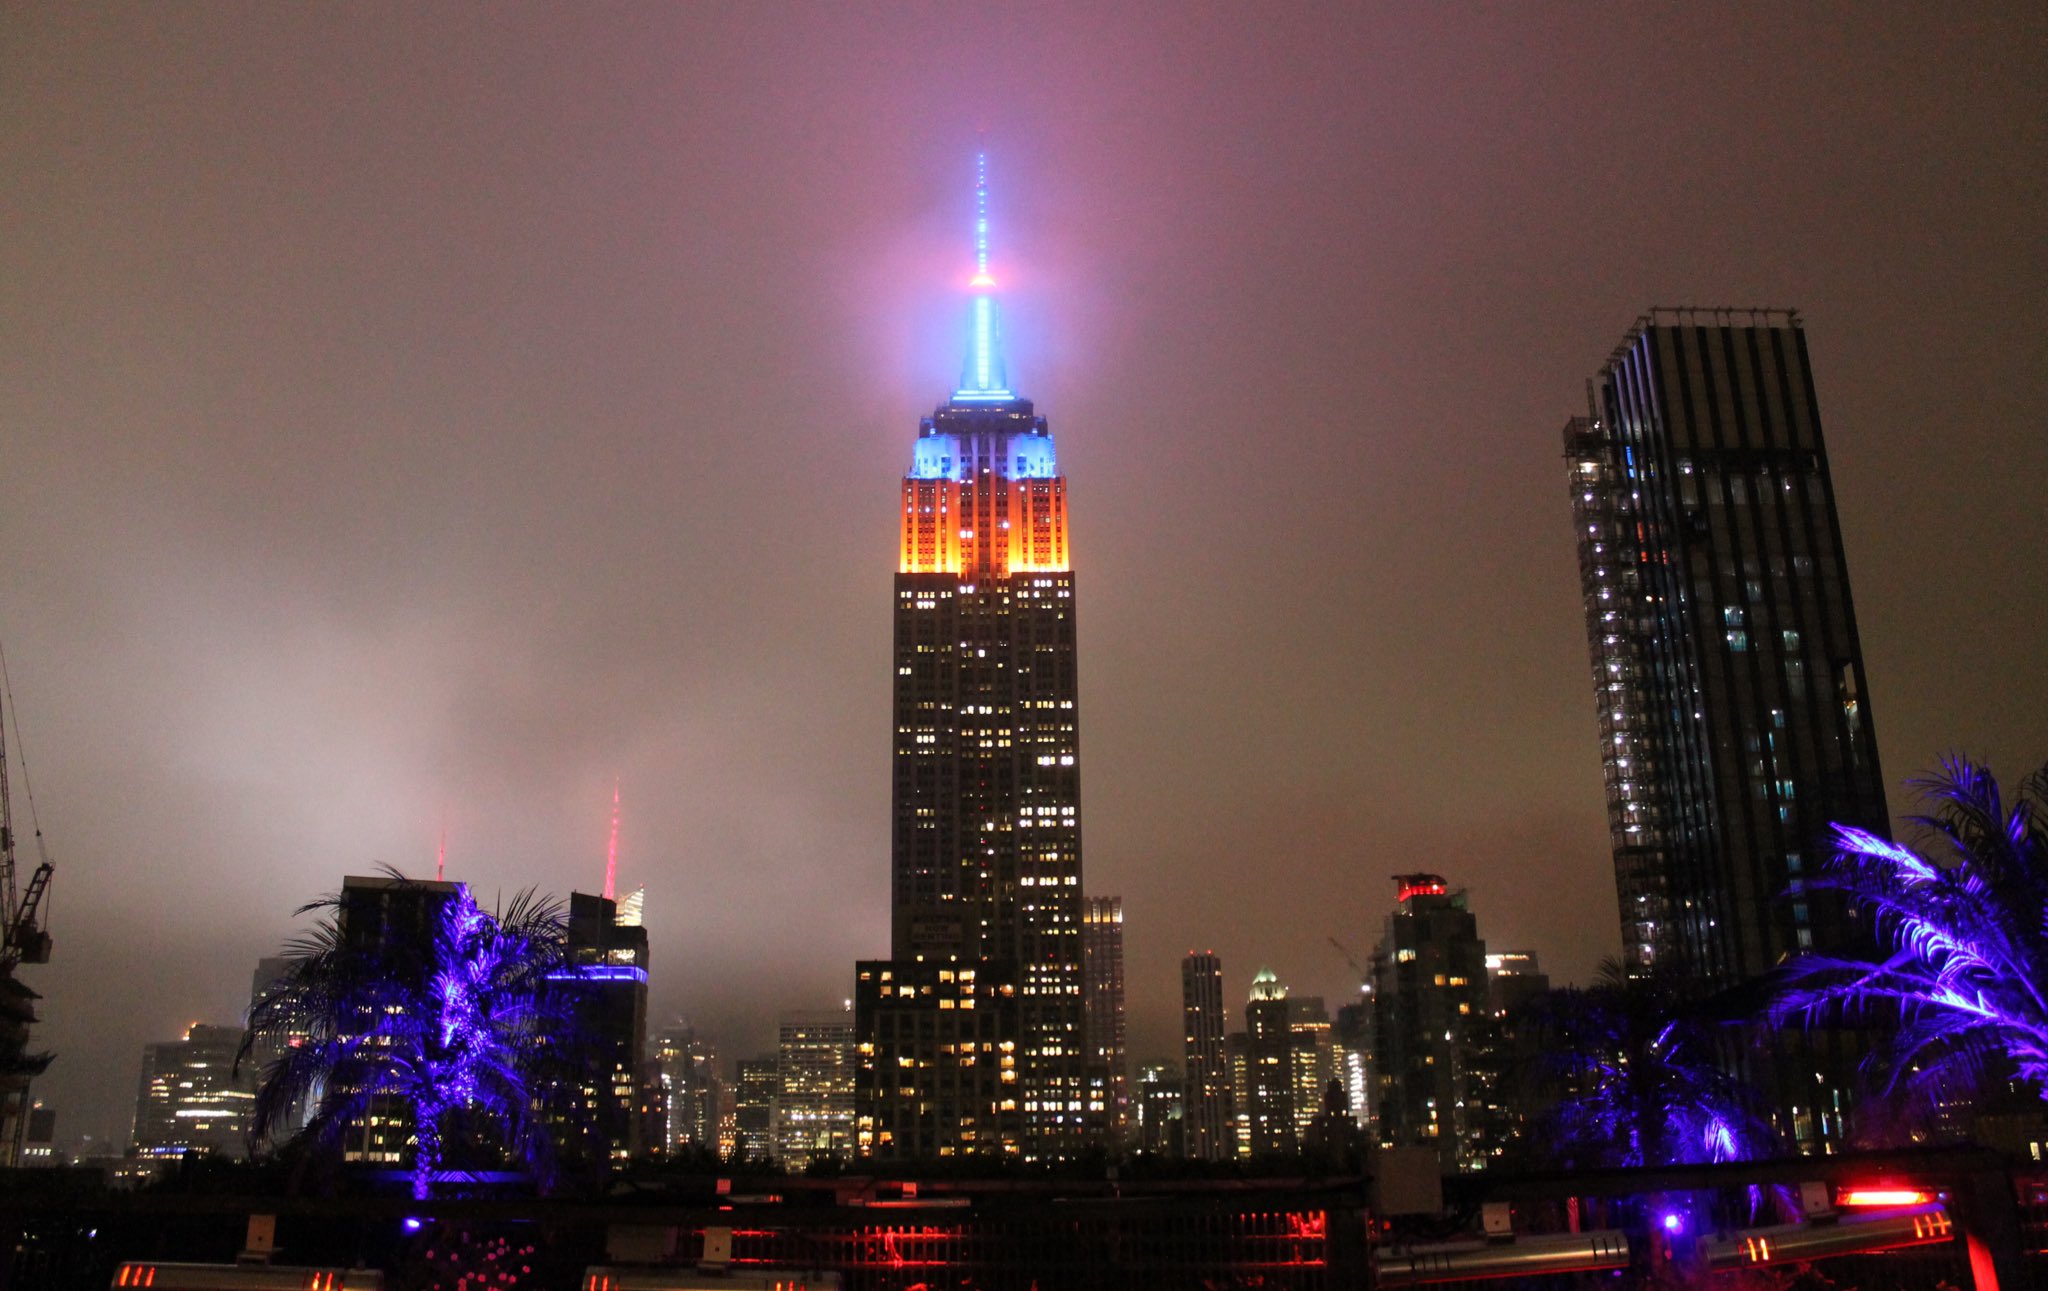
xmin=1773 ymin=758 xmax=2048 ymax=1119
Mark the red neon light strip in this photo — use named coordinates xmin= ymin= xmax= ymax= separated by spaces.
xmin=1837 ymin=1187 xmax=1934 ymax=1208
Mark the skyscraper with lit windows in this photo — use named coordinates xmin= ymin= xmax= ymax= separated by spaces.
xmin=1563 ymin=308 xmax=1888 ymax=1150
xmin=1369 ymin=875 xmax=1497 ymax=1171
xmin=131 ymin=1023 xmax=255 ymax=1160
xmin=1180 ymin=952 xmax=1233 ymax=1161
xmin=775 ymin=1011 xmax=857 ymax=1169
xmin=855 ymin=155 xmax=1086 ymax=1162
xmin=1082 ymin=896 xmax=1128 ymax=1138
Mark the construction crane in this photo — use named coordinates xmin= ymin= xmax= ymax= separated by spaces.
xmin=0 ymin=643 xmax=53 ymax=967
xmin=1327 ymin=936 xmax=1368 ymax=991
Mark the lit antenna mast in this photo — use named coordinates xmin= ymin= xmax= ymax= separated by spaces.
xmin=603 ymin=779 xmax=621 ymax=901
xmin=973 ymin=151 xmax=992 ymax=284
xmin=955 ymin=149 xmax=1010 ymax=401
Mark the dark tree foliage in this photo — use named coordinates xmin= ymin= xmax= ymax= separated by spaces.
xmin=1517 ymin=959 xmax=1778 ymax=1170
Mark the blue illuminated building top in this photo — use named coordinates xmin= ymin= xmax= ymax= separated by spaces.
xmin=910 ymin=426 xmax=1055 ymax=481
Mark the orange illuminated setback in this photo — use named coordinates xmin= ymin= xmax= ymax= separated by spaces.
xmin=900 ymin=473 xmax=1068 ymax=576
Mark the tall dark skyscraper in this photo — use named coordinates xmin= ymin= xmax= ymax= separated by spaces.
xmin=1180 ymin=952 xmax=1233 ymax=1161
xmin=856 ymin=156 xmax=1085 ymax=1161
xmin=1564 ymin=308 xmax=1889 ymax=1149
xmin=1368 ymin=875 xmax=1497 ymax=1171
xmin=551 ymin=891 xmax=649 ymax=1163
xmin=1081 ymin=895 xmax=1127 ymax=1137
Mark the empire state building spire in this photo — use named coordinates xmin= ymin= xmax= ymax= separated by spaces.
xmin=954 ymin=151 xmax=1012 ymax=403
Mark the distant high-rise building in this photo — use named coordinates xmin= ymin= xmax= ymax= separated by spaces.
xmin=1081 ymin=896 xmax=1127 ymax=1138
xmin=1241 ymin=970 xmax=1288 ymax=1154
xmin=1179 ymin=952 xmax=1233 ymax=1161
xmin=1563 ymin=308 xmax=1888 ymax=1149
xmin=1134 ymin=1061 xmax=1183 ymax=1155
xmin=733 ymin=1057 xmax=779 ymax=1163
xmin=1240 ymin=969 xmax=1318 ymax=1156
xmin=857 ymin=153 xmax=1086 ymax=1162
xmin=1226 ymin=1030 xmax=1252 ymax=1158
xmin=131 ymin=1024 xmax=253 ymax=1159
xmin=775 ymin=1012 xmax=857 ymax=1170
xmin=635 ymin=1063 xmax=666 ymax=1160
xmin=244 ymin=956 xmax=309 ymax=1139
xmin=19 ymin=1101 xmax=56 ymax=1166
xmin=1286 ymin=996 xmax=1334 ymax=1147
xmin=1369 ymin=875 xmax=1497 ymax=1171
xmin=1332 ymin=1000 xmax=1372 ymax=1132
xmin=1478 ymin=950 xmax=1552 ymax=1159
xmin=550 ymin=891 xmax=650 ymax=1162
xmin=1483 ymin=951 xmax=1549 ymax=1019
xmin=653 ymin=1024 xmax=724 ymax=1155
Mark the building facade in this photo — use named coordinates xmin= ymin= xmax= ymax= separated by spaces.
xmin=1477 ymin=950 xmax=1551 ymax=1161
xmin=131 ymin=1023 xmax=253 ymax=1159
xmin=733 ymin=1056 xmax=778 ymax=1163
xmin=775 ymin=1011 xmax=857 ymax=1170
xmin=18 ymin=1101 xmax=56 ymax=1165
xmin=1286 ymin=996 xmax=1334 ymax=1147
xmin=1134 ymin=1061 xmax=1183 ymax=1155
xmin=653 ymin=1023 xmax=724 ymax=1156
xmin=1332 ymin=999 xmax=1372 ymax=1132
xmin=1563 ymin=308 xmax=1888 ymax=1148
xmin=1241 ymin=969 xmax=1295 ymax=1156
xmin=1369 ymin=875 xmax=1496 ymax=1171
xmin=857 ymin=155 xmax=1086 ymax=1162
xmin=550 ymin=891 xmax=649 ymax=1163
xmin=1232 ymin=970 xmax=1336 ymax=1157
xmin=1180 ymin=952 xmax=1234 ymax=1160
xmin=1081 ymin=896 xmax=1127 ymax=1139
xmin=245 ymin=956 xmax=312 ymax=1141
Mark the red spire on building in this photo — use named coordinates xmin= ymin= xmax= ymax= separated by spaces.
xmin=603 ymin=780 xmax=621 ymax=901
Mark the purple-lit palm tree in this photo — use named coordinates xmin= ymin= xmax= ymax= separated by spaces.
xmin=1773 ymin=758 xmax=2048 ymax=1116
xmin=241 ymin=875 xmax=575 ymax=1199
xmin=1520 ymin=959 xmax=1776 ymax=1170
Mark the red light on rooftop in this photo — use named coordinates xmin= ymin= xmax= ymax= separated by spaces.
xmin=1394 ymin=872 xmax=1449 ymax=903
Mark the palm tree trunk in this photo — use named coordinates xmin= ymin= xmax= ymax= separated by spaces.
xmin=414 ymin=1117 xmax=441 ymax=1201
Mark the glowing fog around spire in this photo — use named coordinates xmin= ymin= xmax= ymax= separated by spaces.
xmin=953 ymin=152 xmax=1013 ymax=403
xmin=900 ymin=154 xmax=1068 ymax=578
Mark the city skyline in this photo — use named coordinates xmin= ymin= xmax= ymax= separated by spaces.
xmin=1 ymin=5 xmax=2042 ymax=1143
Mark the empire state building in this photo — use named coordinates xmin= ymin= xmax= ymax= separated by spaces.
xmin=855 ymin=156 xmax=1090 ymax=1161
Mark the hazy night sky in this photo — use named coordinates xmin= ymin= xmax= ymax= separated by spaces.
xmin=2 ymin=4 xmax=2042 ymax=1145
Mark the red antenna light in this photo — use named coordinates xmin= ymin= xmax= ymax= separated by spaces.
xmin=603 ymin=780 xmax=621 ymax=901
